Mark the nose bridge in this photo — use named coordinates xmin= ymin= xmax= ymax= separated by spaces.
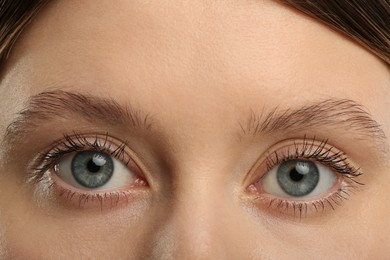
xmin=148 ymin=162 xmax=230 ymax=259
xmin=171 ymin=166 xmax=227 ymax=259
xmin=145 ymin=122 xmax=239 ymax=259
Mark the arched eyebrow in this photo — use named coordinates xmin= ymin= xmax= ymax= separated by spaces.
xmin=3 ymin=92 xmax=388 ymax=154
xmin=3 ymin=90 xmax=153 ymax=144
xmin=239 ymin=98 xmax=387 ymax=144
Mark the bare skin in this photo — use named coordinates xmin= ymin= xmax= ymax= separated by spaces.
xmin=0 ymin=0 xmax=389 ymax=259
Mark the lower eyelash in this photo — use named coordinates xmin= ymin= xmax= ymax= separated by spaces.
xmin=57 ymin=188 xmax=135 ymax=209
xmin=253 ymin=183 xmax=360 ymax=219
xmin=33 ymin=169 xmax=145 ymax=210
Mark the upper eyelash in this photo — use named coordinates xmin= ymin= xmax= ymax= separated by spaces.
xmin=265 ymin=135 xmax=363 ymax=183
xmin=29 ymin=132 xmax=130 ymax=183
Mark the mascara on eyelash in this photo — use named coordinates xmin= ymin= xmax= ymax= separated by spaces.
xmin=28 ymin=132 xmax=130 ymax=182
xmin=265 ymin=136 xmax=363 ymax=182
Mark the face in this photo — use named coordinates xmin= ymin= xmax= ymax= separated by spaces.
xmin=0 ymin=0 xmax=389 ymax=258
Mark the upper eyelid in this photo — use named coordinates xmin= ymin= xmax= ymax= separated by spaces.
xmin=266 ymin=139 xmax=360 ymax=175
xmin=243 ymin=137 xmax=362 ymax=186
xmin=29 ymin=133 xmax=135 ymax=181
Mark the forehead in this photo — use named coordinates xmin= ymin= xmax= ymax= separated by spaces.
xmin=1 ymin=0 xmax=387 ymax=113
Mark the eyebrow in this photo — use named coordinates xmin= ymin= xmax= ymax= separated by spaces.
xmin=4 ymin=92 xmax=387 ymax=153
xmin=4 ymin=90 xmax=153 ymax=144
xmin=239 ymin=98 xmax=386 ymax=142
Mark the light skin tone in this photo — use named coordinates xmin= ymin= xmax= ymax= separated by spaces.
xmin=0 ymin=0 xmax=389 ymax=259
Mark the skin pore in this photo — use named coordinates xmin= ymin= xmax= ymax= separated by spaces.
xmin=0 ymin=0 xmax=390 ymax=258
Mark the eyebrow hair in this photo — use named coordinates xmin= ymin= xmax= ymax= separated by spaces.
xmin=240 ymin=99 xmax=386 ymax=142
xmin=4 ymin=92 xmax=387 ymax=154
xmin=4 ymin=90 xmax=153 ymax=143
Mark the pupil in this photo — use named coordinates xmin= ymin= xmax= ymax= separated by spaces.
xmin=87 ymin=159 xmax=101 ymax=173
xmin=289 ymin=168 xmax=304 ymax=182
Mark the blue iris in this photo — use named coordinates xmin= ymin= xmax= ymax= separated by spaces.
xmin=71 ymin=151 xmax=114 ymax=188
xmin=276 ymin=160 xmax=319 ymax=197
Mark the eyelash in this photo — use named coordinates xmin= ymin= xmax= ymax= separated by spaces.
xmin=29 ymin=132 xmax=142 ymax=209
xmin=266 ymin=136 xmax=363 ymax=181
xmin=32 ymin=132 xmax=128 ymax=173
xmin=30 ymin=133 xmax=363 ymax=215
xmin=251 ymin=136 xmax=364 ymax=218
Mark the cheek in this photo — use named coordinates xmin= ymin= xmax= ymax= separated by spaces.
xmin=0 ymin=179 xmax=154 ymax=258
xmin=358 ymin=171 xmax=390 ymax=251
xmin=240 ymin=186 xmax=390 ymax=259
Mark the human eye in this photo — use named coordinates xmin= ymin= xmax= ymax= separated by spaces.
xmin=246 ymin=136 xmax=364 ymax=218
xmin=262 ymin=160 xmax=336 ymax=198
xmin=29 ymin=132 xmax=148 ymax=209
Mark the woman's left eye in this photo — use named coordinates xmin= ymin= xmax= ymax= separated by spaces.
xmin=246 ymin=138 xmax=364 ymax=218
xmin=260 ymin=159 xmax=337 ymax=198
xmin=54 ymin=150 xmax=139 ymax=191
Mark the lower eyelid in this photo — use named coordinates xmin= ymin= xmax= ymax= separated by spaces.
xmin=35 ymin=170 xmax=149 ymax=210
xmin=250 ymin=180 xmax=356 ymax=219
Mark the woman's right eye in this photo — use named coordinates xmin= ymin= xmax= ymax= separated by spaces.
xmin=28 ymin=133 xmax=149 ymax=208
xmin=54 ymin=150 xmax=144 ymax=191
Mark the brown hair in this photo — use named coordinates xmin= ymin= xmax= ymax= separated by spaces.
xmin=0 ymin=0 xmax=48 ymax=67
xmin=280 ymin=0 xmax=390 ymax=65
xmin=0 ymin=0 xmax=389 ymax=69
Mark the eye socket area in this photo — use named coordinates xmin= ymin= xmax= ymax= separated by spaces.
xmin=53 ymin=150 xmax=147 ymax=192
